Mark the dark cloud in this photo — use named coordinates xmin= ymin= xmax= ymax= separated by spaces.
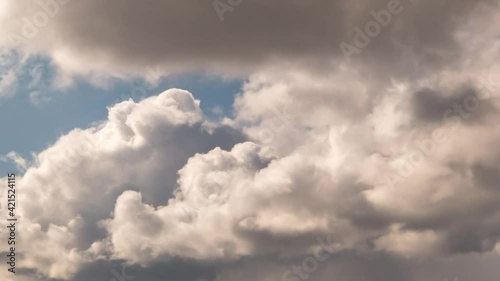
xmin=1 ymin=0 xmax=498 ymax=77
xmin=411 ymin=86 xmax=496 ymax=125
xmin=472 ymin=164 xmax=500 ymax=190
xmin=71 ymin=259 xmax=216 ymax=281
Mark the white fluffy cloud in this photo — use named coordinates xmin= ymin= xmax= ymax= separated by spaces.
xmin=1 ymin=1 xmax=500 ymax=280
xmin=0 ymin=89 xmax=245 ymax=279
xmin=1 ymin=61 xmax=500 ymax=280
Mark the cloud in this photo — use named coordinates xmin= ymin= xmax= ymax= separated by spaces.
xmin=0 ymin=48 xmax=25 ymax=97
xmin=0 ymin=151 xmax=29 ymax=171
xmin=0 ymin=1 xmax=500 ymax=280
xmin=0 ymin=0 xmax=498 ymax=81
xmin=0 ymin=88 xmax=245 ymax=279
xmin=2 ymin=59 xmax=500 ymax=280
xmin=2 ymin=55 xmax=500 ymax=279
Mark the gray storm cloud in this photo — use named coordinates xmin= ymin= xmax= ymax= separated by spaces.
xmin=0 ymin=0 xmax=497 ymax=78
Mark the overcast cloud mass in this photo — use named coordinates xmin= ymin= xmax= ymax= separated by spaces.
xmin=0 ymin=0 xmax=500 ymax=280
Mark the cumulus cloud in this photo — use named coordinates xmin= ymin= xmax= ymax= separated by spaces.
xmin=0 ymin=89 xmax=245 ymax=279
xmin=1 ymin=0 xmax=500 ymax=280
xmin=3 ymin=65 xmax=500 ymax=280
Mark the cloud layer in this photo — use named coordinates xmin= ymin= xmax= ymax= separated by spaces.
xmin=0 ymin=0 xmax=500 ymax=280
xmin=2 ymin=63 xmax=500 ymax=280
xmin=0 ymin=0 xmax=498 ymax=79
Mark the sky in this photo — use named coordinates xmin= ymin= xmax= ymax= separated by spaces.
xmin=0 ymin=1 xmax=499 ymax=281
xmin=0 ymin=58 xmax=242 ymax=173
